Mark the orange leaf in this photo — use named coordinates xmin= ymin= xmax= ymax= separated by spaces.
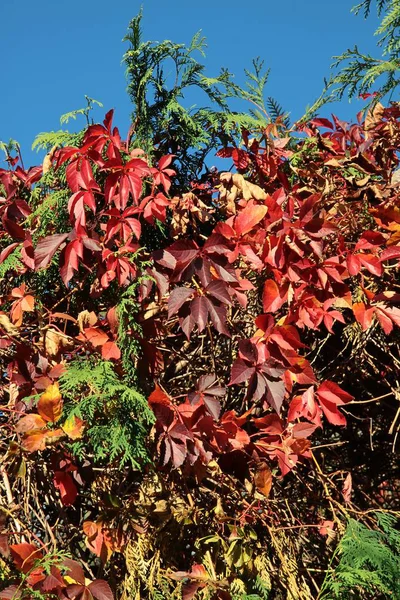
xmin=11 ymin=284 xmax=26 ymax=299
xmin=21 ymin=430 xmax=48 ymax=452
xmin=10 ymin=302 xmax=23 ymax=326
xmin=37 ymin=383 xmax=63 ymax=423
xmin=101 ymin=341 xmax=121 ymax=361
xmin=45 ymin=428 xmax=65 ymax=443
xmin=83 ymin=522 xmax=112 ymax=563
xmin=290 ymin=438 xmax=311 ymax=455
xmin=319 ymin=520 xmax=335 ymax=537
xmin=353 ymin=302 xmax=375 ymax=331
xmin=20 ymin=295 xmax=34 ymax=312
xmin=83 ymin=327 xmax=109 ymax=347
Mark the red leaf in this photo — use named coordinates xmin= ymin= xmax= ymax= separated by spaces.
xmin=377 ymin=304 xmax=400 ymax=329
xmin=262 ymin=373 xmax=285 ymax=413
xmin=62 ymin=559 xmax=85 ymax=584
xmin=182 ymin=582 xmax=203 ymax=600
xmin=10 ymin=543 xmax=42 ymax=572
xmin=232 ymin=148 xmax=249 ymax=171
xmin=359 ymin=254 xmax=382 ymax=276
xmin=168 ymin=287 xmax=195 ymax=318
xmin=0 ymin=243 xmax=19 ymax=264
xmin=197 ymin=374 xmax=225 ymax=397
xmin=88 ymin=580 xmax=114 ymax=600
xmin=157 ymin=154 xmax=175 ymax=171
xmin=262 ymin=279 xmax=286 ymax=313
xmin=309 ymin=118 xmax=334 ymax=129
xmin=229 ymin=359 xmax=255 ymax=385
xmin=291 ymin=422 xmax=318 ymax=438
xmin=164 ymin=437 xmax=187 ymax=468
xmin=42 ymin=568 xmax=66 ymax=591
xmin=53 ymin=471 xmax=78 ymax=506
xmin=347 ymin=253 xmax=361 ymax=276
xmin=34 ymin=233 xmax=69 ymax=269
xmin=206 ymin=300 xmax=230 ymax=336
xmin=0 ymin=586 xmax=21 ymax=600
xmin=316 ymin=382 xmax=352 ymax=426
xmin=216 ymin=147 xmax=234 ymax=158
xmin=148 ymin=385 xmax=172 ymax=406
xmin=254 ymin=414 xmax=284 ymax=434
xmin=190 ymin=296 xmax=208 ymax=332
xmin=235 ymin=204 xmax=268 ymax=237
xmin=317 ymin=381 xmax=353 ymax=405
xmin=205 ymin=281 xmax=232 ymax=305
xmin=202 ymin=396 xmax=221 ymax=420
xmin=188 ymin=374 xmax=225 ymax=420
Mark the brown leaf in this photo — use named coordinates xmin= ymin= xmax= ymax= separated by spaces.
xmin=15 ymin=414 xmax=47 ymax=433
xmin=342 ymin=472 xmax=352 ymax=503
xmin=0 ymin=534 xmax=9 ymax=558
xmin=77 ymin=310 xmax=98 ymax=333
xmin=254 ymin=462 xmax=272 ymax=497
xmin=43 ymin=328 xmax=75 ymax=358
xmin=0 ymin=313 xmax=19 ymax=336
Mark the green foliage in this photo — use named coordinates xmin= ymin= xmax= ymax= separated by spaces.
xmin=32 ymin=130 xmax=80 ymax=152
xmin=353 ymin=0 xmax=389 ymax=18
xmin=123 ymin=11 xmax=284 ymax=187
xmin=60 ymin=96 xmax=103 ymax=125
xmin=223 ymin=58 xmax=289 ymax=130
xmin=353 ymin=0 xmax=400 ymax=59
xmin=60 ymin=358 xmax=154 ymax=468
xmin=29 ymin=189 xmax=70 ymax=238
xmin=230 ymin=575 xmax=271 ymax=600
xmin=0 ymin=246 xmax=22 ymax=280
xmin=123 ymin=9 xmax=229 ymax=182
xmin=329 ymin=46 xmax=399 ymax=100
xmin=265 ymin=97 xmax=290 ymax=128
xmin=32 ymin=96 xmax=100 ymax=151
xmin=116 ymin=280 xmax=146 ymax=381
xmin=304 ymin=0 xmax=400 ymax=119
xmin=0 ymin=138 xmax=21 ymax=160
xmin=320 ymin=513 xmax=400 ymax=599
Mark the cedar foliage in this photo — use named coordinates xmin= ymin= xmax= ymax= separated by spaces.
xmin=306 ymin=0 xmax=400 ymax=117
xmin=320 ymin=513 xmax=400 ymax=598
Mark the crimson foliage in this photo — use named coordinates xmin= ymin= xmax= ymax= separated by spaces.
xmin=1 ymin=101 xmax=400 ymax=599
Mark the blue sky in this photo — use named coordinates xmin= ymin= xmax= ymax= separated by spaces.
xmin=0 ymin=0 xmax=381 ymax=168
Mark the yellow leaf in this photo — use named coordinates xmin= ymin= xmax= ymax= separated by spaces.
xmin=62 ymin=415 xmax=85 ymax=440
xmin=38 ymin=384 xmax=63 ymax=423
